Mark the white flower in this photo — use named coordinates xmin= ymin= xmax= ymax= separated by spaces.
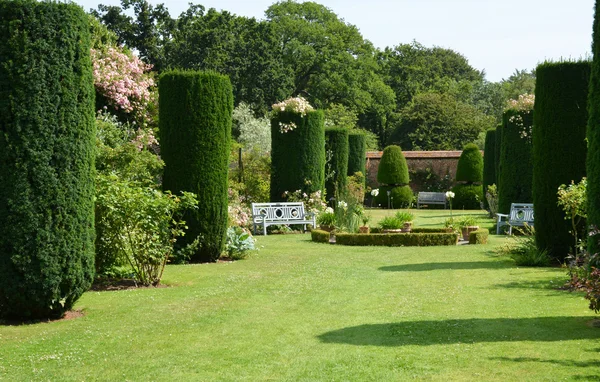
xmin=445 ymin=191 xmax=455 ymax=199
xmin=325 ymin=207 xmax=334 ymax=214
xmin=371 ymin=188 xmax=379 ymax=197
xmin=338 ymin=201 xmax=348 ymax=209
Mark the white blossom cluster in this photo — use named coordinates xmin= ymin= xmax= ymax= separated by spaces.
xmin=272 ymin=97 xmax=315 ymax=133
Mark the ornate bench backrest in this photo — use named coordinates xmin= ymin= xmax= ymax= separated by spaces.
xmin=509 ymin=203 xmax=534 ymax=224
xmin=252 ymin=202 xmax=308 ymax=223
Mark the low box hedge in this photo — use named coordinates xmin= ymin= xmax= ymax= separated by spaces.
xmin=311 ymin=229 xmax=330 ymax=243
xmin=334 ymin=232 xmax=457 ymax=247
xmin=369 ymin=227 xmax=451 ymax=234
xmin=468 ymin=229 xmax=488 ymax=245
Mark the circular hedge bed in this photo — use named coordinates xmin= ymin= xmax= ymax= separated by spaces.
xmin=311 ymin=228 xmax=488 ymax=246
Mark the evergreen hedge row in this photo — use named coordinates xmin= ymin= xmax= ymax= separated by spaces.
xmin=497 ymin=110 xmax=534 ymax=214
xmin=589 ymin=2 xmax=600 ymax=258
xmin=495 ymin=123 xmax=502 ymax=186
xmin=0 ymin=1 xmax=96 ymax=320
xmin=347 ymin=131 xmax=366 ymax=176
xmin=311 ymin=229 xmax=330 ymax=243
xmin=270 ymin=110 xmax=325 ymax=201
xmin=482 ymin=129 xmax=497 ymax=209
xmin=333 ymin=232 xmax=458 ymax=247
xmin=533 ymin=61 xmax=590 ymax=260
xmin=325 ymin=128 xmax=349 ymax=200
xmin=469 ymin=229 xmax=489 ymax=245
xmin=159 ymin=70 xmax=233 ymax=263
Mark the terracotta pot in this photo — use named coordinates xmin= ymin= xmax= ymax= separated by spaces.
xmin=358 ymin=226 xmax=370 ymax=234
xmin=382 ymin=228 xmax=403 ymax=233
xmin=319 ymin=225 xmax=335 ymax=232
xmin=401 ymin=222 xmax=413 ymax=233
xmin=461 ymin=226 xmax=479 ymax=241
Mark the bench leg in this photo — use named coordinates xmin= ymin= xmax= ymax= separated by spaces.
xmin=263 ymin=222 xmax=267 ymax=236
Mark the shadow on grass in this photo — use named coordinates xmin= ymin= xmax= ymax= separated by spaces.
xmin=492 ymin=279 xmax=566 ymax=291
xmin=379 ymin=261 xmax=512 ymax=272
xmin=489 ymin=356 xmax=600 ymax=368
xmin=317 ymin=317 xmax=600 ymax=346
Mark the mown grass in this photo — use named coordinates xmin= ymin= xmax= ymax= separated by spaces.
xmin=1 ymin=210 xmax=599 ymax=381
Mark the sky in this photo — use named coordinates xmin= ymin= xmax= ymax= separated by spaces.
xmin=75 ymin=0 xmax=595 ymax=82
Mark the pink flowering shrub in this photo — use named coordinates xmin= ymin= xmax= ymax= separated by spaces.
xmin=91 ymin=47 xmax=156 ymax=125
xmin=228 ymin=187 xmax=251 ymax=228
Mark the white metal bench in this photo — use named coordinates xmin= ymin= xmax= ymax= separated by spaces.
xmin=496 ymin=203 xmax=534 ymax=235
xmin=417 ymin=192 xmax=447 ymax=209
xmin=251 ymin=202 xmax=316 ymax=235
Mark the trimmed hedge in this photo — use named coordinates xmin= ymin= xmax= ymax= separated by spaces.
xmin=497 ymin=110 xmax=534 ymax=214
xmin=348 ymin=131 xmax=367 ymax=177
xmin=451 ymin=184 xmax=483 ymax=210
xmin=159 ymin=71 xmax=233 ymax=263
xmin=495 ymin=123 xmax=503 ymax=185
xmin=374 ymin=185 xmax=414 ymax=208
xmin=533 ymin=61 xmax=590 ymax=261
xmin=0 ymin=2 xmax=95 ymax=320
xmin=271 ymin=110 xmax=325 ymax=201
xmin=311 ymin=229 xmax=331 ymax=243
xmin=325 ymin=128 xmax=349 ymax=199
xmin=482 ymin=129 xmax=497 ymax=209
xmin=456 ymin=143 xmax=483 ymax=183
xmin=469 ymin=229 xmax=489 ymax=245
xmin=589 ymin=2 xmax=600 ymax=258
xmin=377 ymin=145 xmax=409 ymax=185
xmin=334 ymin=232 xmax=458 ymax=247
xmin=370 ymin=227 xmax=453 ymax=234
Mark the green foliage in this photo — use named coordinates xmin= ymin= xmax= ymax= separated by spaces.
xmin=378 ymin=216 xmax=405 ymax=230
xmin=233 ymin=103 xmax=271 ymax=153
xmin=333 ymin=232 xmax=458 ymax=247
xmin=409 ymin=168 xmax=453 ymax=193
xmin=270 ymin=110 xmax=326 ymax=201
xmin=533 ymin=61 xmax=590 ymax=261
xmin=482 ymin=129 xmax=496 ymax=208
xmin=455 ymin=215 xmax=479 ymax=228
xmin=159 ymin=70 xmax=233 ymax=263
xmin=485 ymin=184 xmax=499 ymax=218
xmin=501 ymin=69 xmax=536 ymax=101
xmin=494 ymin=123 xmax=502 ymax=185
xmin=388 ymin=92 xmax=494 ymax=150
xmin=557 ymin=178 xmax=588 ymax=259
xmin=451 ymin=184 xmax=483 ymax=210
xmin=590 ymin=2 xmax=600 ymax=259
xmin=497 ymin=110 xmax=533 ymax=214
xmin=395 ymin=211 xmax=415 ymax=223
xmin=311 ymin=229 xmax=331 ymax=243
xmin=230 ymin=149 xmax=271 ymax=205
xmin=456 ymin=143 xmax=483 ymax=183
xmin=347 ymin=132 xmax=367 ymax=177
xmin=0 ymin=1 xmax=95 ymax=320
xmin=317 ymin=210 xmax=336 ymax=226
xmin=374 ymin=185 xmax=414 ymax=209
xmin=377 ymin=145 xmax=409 ymax=185
xmin=497 ymin=225 xmax=551 ymax=267
xmin=225 ymin=227 xmax=256 ymax=260
xmin=324 ymin=104 xmax=358 ymax=129
xmin=469 ymin=229 xmax=489 ymax=245
xmin=325 ymin=128 xmax=349 ymax=200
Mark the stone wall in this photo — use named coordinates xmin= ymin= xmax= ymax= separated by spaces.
xmin=366 ymin=151 xmax=481 ymax=191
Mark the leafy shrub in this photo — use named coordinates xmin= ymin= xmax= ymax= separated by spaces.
xmin=486 ymin=184 xmax=499 ymax=218
xmin=283 ymin=189 xmax=327 ymax=215
xmin=347 ymin=172 xmax=366 ymax=204
xmin=334 ymin=232 xmax=458 ymax=246
xmin=469 ymin=229 xmax=489 ymax=245
xmin=230 ymin=148 xmax=271 ymax=205
xmin=496 ymin=225 xmax=551 ymax=266
xmin=225 ymin=227 xmax=256 ymax=260
xmin=395 ymin=211 xmax=415 ymax=223
xmin=375 ymin=185 xmax=414 ymax=209
xmin=311 ymin=229 xmax=331 ymax=243
xmin=233 ymin=102 xmax=271 ymax=153
xmin=317 ymin=208 xmax=336 ymax=226
xmin=335 ymin=199 xmax=362 ymax=233
xmin=451 ymin=184 xmax=482 ymax=210
xmin=377 ymin=145 xmax=410 ymax=185
xmin=533 ymin=61 xmax=590 ymax=261
xmin=557 ymin=178 xmax=588 ymax=259
xmin=159 ymin=70 xmax=233 ymax=263
xmin=0 ymin=1 xmax=95 ymax=320
xmin=456 ymin=143 xmax=483 ymax=183
xmin=409 ymin=168 xmax=452 ymax=193
xmin=455 ymin=215 xmax=478 ymax=228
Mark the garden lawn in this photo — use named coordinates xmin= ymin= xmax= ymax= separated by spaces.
xmin=1 ymin=212 xmax=599 ymax=381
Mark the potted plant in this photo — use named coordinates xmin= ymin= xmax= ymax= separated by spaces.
xmin=457 ymin=215 xmax=479 ymax=241
xmin=378 ymin=216 xmax=404 ymax=233
xmin=395 ymin=211 xmax=414 ymax=232
xmin=317 ymin=207 xmax=336 ymax=232
xmin=359 ymin=213 xmax=371 ymax=234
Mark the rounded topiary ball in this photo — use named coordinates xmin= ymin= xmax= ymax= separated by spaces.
xmin=451 ymin=184 xmax=483 ymax=210
xmin=377 ymin=145 xmax=409 ymax=185
xmin=456 ymin=143 xmax=483 ymax=183
xmin=374 ymin=185 xmax=414 ymax=208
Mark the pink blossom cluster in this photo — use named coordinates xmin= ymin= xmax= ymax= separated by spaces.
xmin=91 ymin=47 xmax=156 ymax=122
xmin=505 ymin=93 xmax=535 ymax=112
xmin=228 ymin=187 xmax=251 ymax=227
xmin=131 ymin=128 xmax=159 ymax=151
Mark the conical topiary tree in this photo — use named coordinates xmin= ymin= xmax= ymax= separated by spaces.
xmin=451 ymin=143 xmax=483 ymax=209
xmin=375 ymin=145 xmax=412 ymax=208
xmin=482 ymin=129 xmax=497 ymax=209
xmin=588 ymin=1 xmax=600 ymax=260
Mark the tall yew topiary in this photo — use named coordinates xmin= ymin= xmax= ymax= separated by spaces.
xmin=270 ymin=105 xmax=325 ymax=201
xmin=482 ymin=129 xmax=497 ymax=209
xmin=375 ymin=145 xmax=412 ymax=208
xmin=589 ymin=1 xmax=600 ymax=259
xmin=452 ymin=143 xmax=483 ymax=209
xmin=0 ymin=1 xmax=96 ymax=320
xmin=533 ymin=61 xmax=590 ymax=261
xmin=498 ymin=110 xmax=534 ymax=214
xmin=325 ymin=128 xmax=349 ymax=199
xmin=159 ymin=70 xmax=233 ymax=263
xmin=494 ymin=123 xmax=503 ymax=186
xmin=348 ymin=131 xmax=367 ymax=177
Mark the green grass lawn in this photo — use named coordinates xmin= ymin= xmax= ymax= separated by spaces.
xmin=1 ymin=210 xmax=599 ymax=381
